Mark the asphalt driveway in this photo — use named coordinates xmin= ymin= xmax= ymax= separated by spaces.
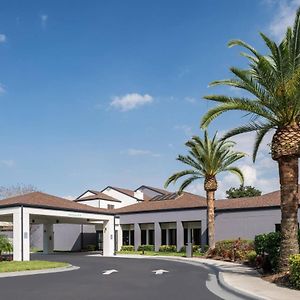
xmin=0 ymin=253 xmax=225 ymax=300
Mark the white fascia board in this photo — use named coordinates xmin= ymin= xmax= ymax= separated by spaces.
xmin=26 ymin=207 xmax=113 ymax=222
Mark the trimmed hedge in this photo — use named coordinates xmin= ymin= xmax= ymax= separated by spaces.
xmin=159 ymin=245 xmax=177 ymax=252
xmin=289 ymin=254 xmax=300 ymax=289
xmin=179 ymin=245 xmax=201 ymax=253
xmin=207 ymin=239 xmax=254 ymax=261
xmin=137 ymin=245 xmax=155 ymax=252
xmin=254 ymin=230 xmax=300 ymax=272
xmin=120 ymin=245 xmax=134 ymax=252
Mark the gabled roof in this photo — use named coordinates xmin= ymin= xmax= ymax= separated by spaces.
xmin=135 ymin=185 xmax=170 ymax=195
xmin=76 ymin=190 xmax=100 ymax=200
xmin=75 ymin=192 xmax=121 ymax=203
xmin=215 ymin=189 xmax=300 ymax=211
xmin=102 ymin=186 xmax=141 ymax=200
xmin=0 ymin=192 xmax=114 ymax=215
xmin=115 ymin=192 xmax=207 ymax=214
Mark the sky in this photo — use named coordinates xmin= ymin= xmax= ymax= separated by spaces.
xmin=0 ymin=0 xmax=299 ymax=199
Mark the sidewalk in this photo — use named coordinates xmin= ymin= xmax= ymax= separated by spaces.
xmin=115 ymin=254 xmax=300 ymax=300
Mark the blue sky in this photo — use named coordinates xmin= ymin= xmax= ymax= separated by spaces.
xmin=0 ymin=0 xmax=298 ymax=198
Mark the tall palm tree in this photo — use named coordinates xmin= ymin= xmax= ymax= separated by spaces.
xmin=164 ymin=131 xmax=244 ymax=249
xmin=201 ymin=9 xmax=300 ymax=271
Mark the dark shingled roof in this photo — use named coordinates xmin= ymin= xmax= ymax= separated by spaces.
xmin=115 ymin=192 xmax=207 ymax=214
xmin=0 ymin=192 xmax=114 ymax=215
xmin=115 ymin=187 xmax=300 ymax=214
xmin=215 ymin=189 xmax=300 ymax=211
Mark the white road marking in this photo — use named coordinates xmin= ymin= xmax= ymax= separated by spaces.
xmin=102 ymin=269 xmax=118 ymax=275
xmin=152 ymin=269 xmax=169 ymax=275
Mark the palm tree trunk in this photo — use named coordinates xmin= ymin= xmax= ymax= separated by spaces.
xmin=206 ymin=190 xmax=215 ymax=249
xmin=278 ymin=155 xmax=299 ymax=272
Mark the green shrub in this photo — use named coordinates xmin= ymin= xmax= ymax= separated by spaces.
xmin=0 ymin=235 xmax=13 ymax=254
xmin=289 ymin=254 xmax=300 ymax=289
xmin=246 ymin=250 xmax=257 ymax=266
xmin=86 ymin=244 xmax=96 ymax=251
xmin=179 ymin=245 xmax=201 ymax=253
xmin=137 ymin=245 xmax=154 ymax=252
xmin=159 ymin=245 xmax=177 ymax=252
xmin=120 ymin=245 xmax=134 ymax=252
xmin=254 ymin=232 xmax=281 ymax=272
xmin=207 ymin=239 xmax=254 ymax=261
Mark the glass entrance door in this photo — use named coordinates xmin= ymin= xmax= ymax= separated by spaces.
xmin=97 ymin=230 xmax=103 ymax=251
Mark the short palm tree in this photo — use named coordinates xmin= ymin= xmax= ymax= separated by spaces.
xmin=164 ymin=131 xmax=244 ymax=249
xmin=201 ymin=9 xmax=300 ymax=271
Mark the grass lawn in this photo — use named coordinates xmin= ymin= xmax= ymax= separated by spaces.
xmin=0 ymin=260 xmax=69 ymax=273
xmin=116 ymin=251 xmax=204 ymax=257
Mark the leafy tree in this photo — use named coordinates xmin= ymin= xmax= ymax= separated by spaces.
xmin=201 ymin=9 xmax=300 ymax=271
xmin=226 ymin=185 xmax=262 ymax=198
xmin=0 ymin=184 xmax=38 ymax=200
xmin=0 ymin=235 xmax=13 ymax=255
xmin=165 ymin=130 xmax=245 ymax=249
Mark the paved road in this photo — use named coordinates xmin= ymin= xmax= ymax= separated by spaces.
xmin=0 ymin=253 xmax=227 ymax=300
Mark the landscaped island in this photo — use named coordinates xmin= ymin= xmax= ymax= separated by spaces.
xmin=0 ymin=261 xmax=69 ymax=273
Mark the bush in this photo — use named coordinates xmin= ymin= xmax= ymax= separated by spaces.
xmin=246 ymin=250 xmax=257 ymax=266
xmin=207 ymin=238 xmax=254 ymax=261
xmin=289 ymin=254 xmax=300 ymax=289
xmin=86 ymin=244 xmax=96 ymax=251
xmin=0 ymin=235 xmax=13 ymax=255
xmin=179 ymin=245 xmax=201 ymax=253
xmin=120 ymin=245 xmax=134 ymax=252
xmin=137 ymin=245 xmax=154 ymax=252
xmin=254 ymin=232 xmax=281 ymax=272
xmin=159 ymin=245 xmax=177 ymax=252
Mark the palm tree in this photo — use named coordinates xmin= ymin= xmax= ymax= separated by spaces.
xmin=201 ymin=9 xmax=300 ymax=271
xmin=164 ymin=131 xmax=244 ymax=249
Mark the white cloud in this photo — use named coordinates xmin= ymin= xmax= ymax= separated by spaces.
xmin=0 ymin=83 xmax=6 ymax=95
xmin=267 ymin=0 xmax=300 ymax=40
xmin=184 ymin=97 xmax=196 ymax=104
xmin=174 ymin=125 xmax=193 ymax=137
xmin=0 ymin=34 xmax=6 ymax=43
xmin=40 ymin=14 xmax=48 ymax=28
xmin=63 ymin=195 xmax=75 ymax=200
xmin=110 ymin=93 xmax=153 ymax=112
xmin=124 ymin=148 xmax=161 ymax=157
xmin=0 ymin=160 xmax=15 ymax=168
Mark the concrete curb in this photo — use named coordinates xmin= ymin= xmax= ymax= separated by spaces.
xmin=0 ymin=264 xmax=80 ymax=278
xmin=114 ymin=255 xmax=265 ymax=300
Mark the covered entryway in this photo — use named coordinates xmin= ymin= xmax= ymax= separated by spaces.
xmin=0 ymin=192 xmax=115 ymax=261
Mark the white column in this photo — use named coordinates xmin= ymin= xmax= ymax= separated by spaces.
xmin=176 ymin=221 xmax=184 ymax=252
xmin=43 ymin=224 xmax=54 ymax=254
xmin=146 ymin=229 xmax=149 ymax=245
xmin=117 ymin=226 xmax=123 ymax=251
xmin=13 ymin=207 xmax=30 ymax=261
xmin=103 ymin=217 xmax=115 ymax=256
xmin=134 ymin=223 xmax=141 ymax=251
xmin=154 ymin=222 xmax=161 ymax=252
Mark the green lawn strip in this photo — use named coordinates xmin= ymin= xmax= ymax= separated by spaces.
xmin=0 ymin=260 xmax=69 ymax=273
xmin=116 ymin=251 xmax=204 ymax=257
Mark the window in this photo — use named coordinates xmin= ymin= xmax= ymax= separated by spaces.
xmin=107 ymin=204 xmax=115 ymax=209
xmin=193 ymin=228 xmax=201 ymax=245
xmin=184 ymin=229 xmax=188 ymax=244
xmin=130 ymin=230 xmax=134 ymax=246
xmin=123 ymin=230 xmax=130 ymax=245
xmin=169 ymin=229 xmax=177 ymax=245
xmin=161 ymin=229 xmax=167 ymax=245
xmin=141 ymin=230 xmax=147 ymax=245
xmin=148 ymin=230 xmax=154 ymax=245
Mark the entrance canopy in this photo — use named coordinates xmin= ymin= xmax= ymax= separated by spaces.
xmin=0 ymin=192 xmax=115 ymax=261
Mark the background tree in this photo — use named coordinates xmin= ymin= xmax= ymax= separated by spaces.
xmin=226 ymin=185 xmax=262 ymax=198
xmin=165 ymin=130 xmax=245 ymax=249
xmin=201 ymin=9 xmax=300 ymax=271
xmin=0 ymin=184 xmax=38 ymax=200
